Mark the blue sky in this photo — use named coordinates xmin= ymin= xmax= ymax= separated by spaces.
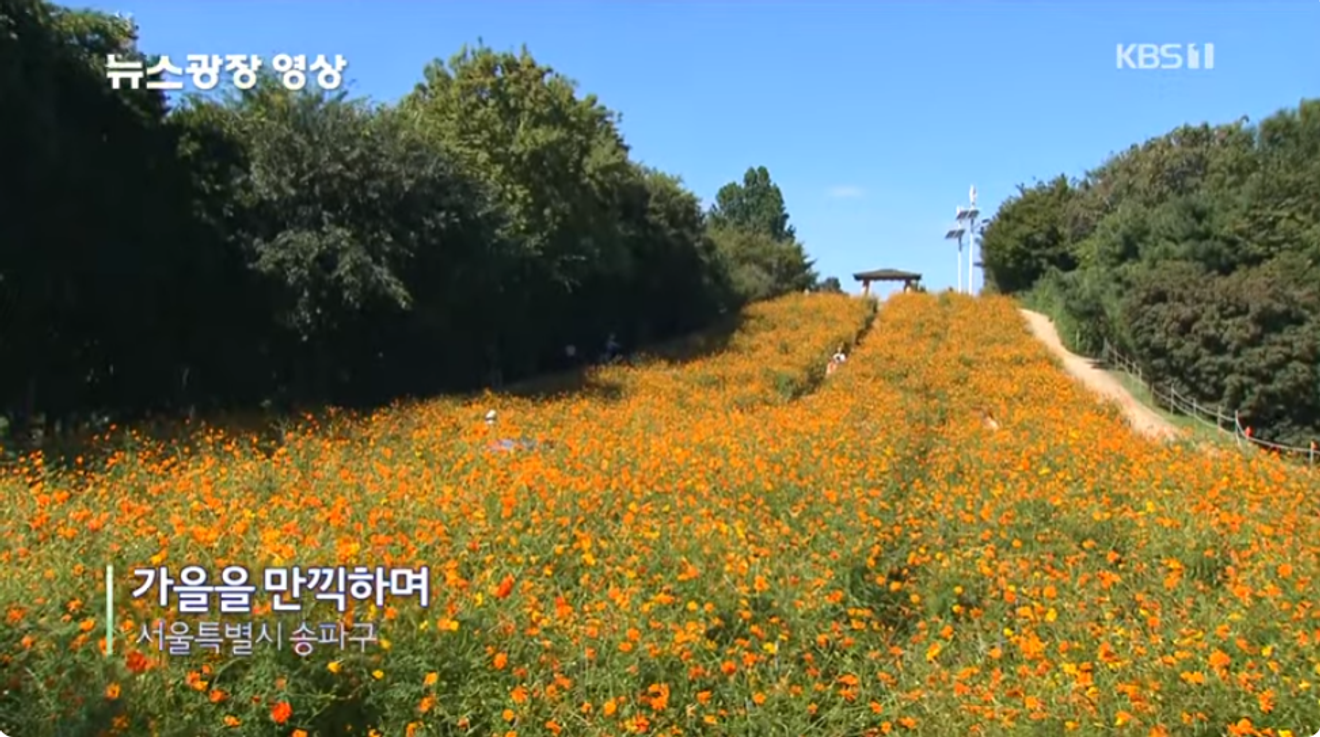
xmin=86 ymin=0 xmax=1317 ymax=295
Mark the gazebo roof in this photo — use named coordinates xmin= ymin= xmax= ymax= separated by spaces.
xmin=852 ymin=268 xmax=922 ymax=282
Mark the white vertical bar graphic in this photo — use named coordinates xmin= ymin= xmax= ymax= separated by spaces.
xmin=105 ymin=564 xmax=114 ymax=657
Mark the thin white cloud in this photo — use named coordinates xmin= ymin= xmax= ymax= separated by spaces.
xmin=827 ymin=185 xmax=865 ymax=199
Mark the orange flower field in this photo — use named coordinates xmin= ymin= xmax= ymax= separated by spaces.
xmin=2 ymin=293 xmax=1318 ymax=736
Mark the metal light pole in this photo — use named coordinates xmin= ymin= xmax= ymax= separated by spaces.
xmin=947 ymin=185 xmax=989 ymax=294
xmin=968 ymin=186 xmax=977 ymax=293
xmin=955 ymin=199 xmax=980 ymax=295
xmin=943 ymin=222 xmax=966 ymax=293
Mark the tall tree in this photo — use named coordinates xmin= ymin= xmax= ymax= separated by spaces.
xmin=404 ymin=43 xmax=627 ymax=289
xmin=979 ymin=175 xmax=1077 ymax=294
xmin=706 ymin=166 xmax=817 ymax=302
xmin=708 ymin=166 xmax=796 ymax=242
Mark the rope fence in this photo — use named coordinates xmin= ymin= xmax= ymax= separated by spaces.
xmin=1099 ymin=339 xmax=1318 ymax=467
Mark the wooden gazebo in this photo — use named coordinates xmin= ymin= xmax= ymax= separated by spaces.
xmin=852 ymin=268 xmax=922 ymax=297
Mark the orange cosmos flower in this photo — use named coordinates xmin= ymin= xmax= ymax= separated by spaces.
xmin=270 ymin=701 xmax=292 ymax=724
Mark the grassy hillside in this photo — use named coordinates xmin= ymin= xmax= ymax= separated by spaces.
xmin=2 ymin=293 xmax=1316 ymax=736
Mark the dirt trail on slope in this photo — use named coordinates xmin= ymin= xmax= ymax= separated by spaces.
xmin=1018 ymin=308 xmax=1179 ymax=442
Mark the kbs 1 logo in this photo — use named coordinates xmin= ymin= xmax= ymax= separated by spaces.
xmin=1116 ymin=43 xmax=1215 ymax=71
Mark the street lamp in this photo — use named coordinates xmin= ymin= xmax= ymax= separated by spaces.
xmin=956 ymin=207 xmax=979 ymax=294
xmin=945 ymin=186 xmax=989 ymax=294
xmin=943 ymin=223 xmax=966 ymax=293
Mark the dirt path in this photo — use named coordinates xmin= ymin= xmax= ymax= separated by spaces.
xmin=1018 ymin=308 xmax=1179 ymax=442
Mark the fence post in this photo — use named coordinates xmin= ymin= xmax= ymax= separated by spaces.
xmin=1097 ymin=346 xmax=1309 ymax=462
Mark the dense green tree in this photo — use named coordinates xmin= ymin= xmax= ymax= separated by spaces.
xmin=979 ymin=176 xmax=1077 ymax=294
xmin=982 ymin=101 xmax=1320 ymax=445
xmin=817 ymin=276 xmax=844 ymax=293
xmin=0 ymin=1 xmax=200 ymax=420
xmin=708 ymin=227 xmax=817 ymax=303
xmin=705 ymin=166 xmax=817 ymax=302
xmin=404 ymin=44 xmax=627 ymax=288
xmin=708 ymin=165 xmax=796 ymax=243
xmin=2 ymin=3 xmax=809 ymax=442
xmin=1120 ymin=255 xmax=1320 ymax=440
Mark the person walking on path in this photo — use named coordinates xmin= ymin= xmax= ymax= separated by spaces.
xmin=826 ymin=344 xmax=847 ymax=377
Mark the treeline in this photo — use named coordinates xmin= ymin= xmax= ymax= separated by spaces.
xmin=0 ymin=1 xmax=829 ymax=436
xmin=981 ymin=100 xmax=1320 ymax=446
